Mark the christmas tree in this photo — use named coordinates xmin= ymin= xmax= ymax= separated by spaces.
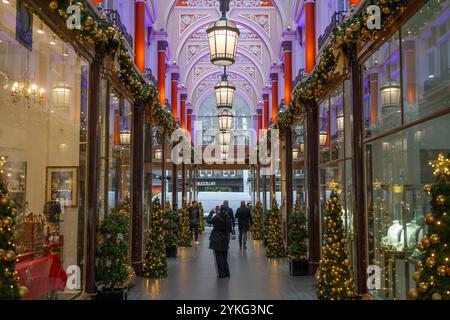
xmin=317 ymin=182 xmax=355 ymax=300
xmin=266 ymin=198 xmax=286 ymax=258
xmin=177 ymin=200 xmax=192 ymax=247
xmin=409 ymin=153 xmax=450 ymax=300
xmin=143 ymin=197 xmax=167 ymax=278
xmin=97 ymin=203 xmax=129 ymax=288
xmin=252 ymin=201 xmax=264 ymax=240
xmin=0 ymin=156 xmax=24 ymax=299
xmin=164 ymin=202 xmax=178 ymax=250
xmin=198 ymin=202 xmax=205 ymax=234
xmin=287 ymin=196 xmax=308 ymax=259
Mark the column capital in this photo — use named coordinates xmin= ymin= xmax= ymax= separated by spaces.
xmin=270 ymin=73 xmax=279 ymax=83
xmin=263 ymin=93 xmax=270 ymax=101
xmin=171 ymin=73 xmax=180 ymax=82
xmin=158 ymin=40 xmax=169 ymax=52
xmin=257 ymin=109 xmax=263 ymax=115
xmin=187 ymin=109 xmax=193 ymax=115
xmin=281 ymin=40 xmax=293 ymax=52
xmin=180 ymin=93 xmax=188 ymax=101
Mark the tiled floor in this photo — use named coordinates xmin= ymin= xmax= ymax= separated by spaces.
xmin=129 ymin=228 xmax=316 ymax=300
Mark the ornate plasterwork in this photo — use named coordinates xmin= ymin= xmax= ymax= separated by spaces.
xmin=235 ymin=66 xmax=256 ymax=80
xmin=187 ymin=44 xmax=209 ymax=62
xmin=192 ymin=66 xmax=215 ymax=82
xmin=176 ymin=0 xmax=273 ymax=7
xmin=240 ymin=44 xmax=262 ymax=62
xmin=239 ymin=14 xmax=270 ymax=35
xmin=189 ymin=25 xmax=260 ymax=41
xmin=179 ymin=14 xmax=209 ymax=35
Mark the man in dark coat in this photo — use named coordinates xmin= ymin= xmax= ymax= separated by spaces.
xmin=235 ymin=201 xmax=253 ymax=249
xmin=207 ymin=205 xmax=231 ymax=278
xmin=223 ymin=200 xmax=235 ymax=234
xmin=188 ymin=201 xmax=200 ymax=243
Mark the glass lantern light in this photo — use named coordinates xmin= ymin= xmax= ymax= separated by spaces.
xmin=218 ymin=131 xmax=231 ymax=146
xmin=300 ymin=142 xmax=304 ymax=153
xmin=206 ymin=0 xmax=240 ymax=66
xmin=319 ymin=131 xmax=328 ymax=147
xmin=292 ymin=148 xmax=299 ymax=160
xmin=51 ymin=83 xmax=72 ymax=110
xmin=220 ymin=144 xmax=229 ymax=154
xmin=215 ymin=74 xmax=235 ymax=109
xmin=337 ymin=111 xmax=344 ymax=133
xmin=218 ymin=109 xmax=234 ymax=131
xmin=380 ymin=79 xmax=401 ymax=111
xmin=155 ymin=148 xmax=163 ymax=161
xmin=119 ymin=129 xmax=131 ymax=145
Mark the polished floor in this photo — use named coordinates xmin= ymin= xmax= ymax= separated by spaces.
xmin=129 ymin=228 xmax=316 ymax=300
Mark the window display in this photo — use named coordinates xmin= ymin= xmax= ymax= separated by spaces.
xmin=0 ymin=1 xmax=88 ymax=299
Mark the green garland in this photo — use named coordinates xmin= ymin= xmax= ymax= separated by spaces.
xmin=278 ymin=0 xmax=410 ymax=129
xmin=48 ymin=0 xmax=178 ymax=134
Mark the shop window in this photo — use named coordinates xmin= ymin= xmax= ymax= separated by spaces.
xmin=365 ymin=112 xmax=450 ymax=300
xmin=363 ymin=32 xmax=401 ymax=138
xmin=319 ymin=100 xmax=330 ymax=164
xmin=0 ymin=2 xmax=88 ymax=299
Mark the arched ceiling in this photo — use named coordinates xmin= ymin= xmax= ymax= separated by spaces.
xmin=160 ymin=0 xmax=292 ymax=111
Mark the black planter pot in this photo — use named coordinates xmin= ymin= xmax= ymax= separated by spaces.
xmin=96 ymin=287 xmax=128 ymax=300
xmin=289 ymin=258 xmax=309 ymax=276
xmin=263 ymin=238 xmax=268 ymax=247
xmin=166 ymin=245 xmax=178 ymax=258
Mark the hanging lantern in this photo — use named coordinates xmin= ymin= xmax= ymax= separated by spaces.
xmin=119 ymin=129 xmax=131 ymax=145
xmin=221 ymin=144 xmax=229 ymax=154
xmin=293 ymin=148 xmax=299 ymax=160
xmin=155 ymin=148 xmax=163 ymax=160
xmin=319 ymin=131 xmax=328 ymax=147
xmin=300 ymin=142 xmax=304 ymax=153
xmin=215 ymin=74 xmax=235 ymax=109
xmin=380 ymin=79 xmax=401 ymax=112
xmin=51 ymin=83 xmax=72 ymax=110
xmin=219 ymin=131 xmax=231 ymax=146
xmin=337 ymin=112 xmax=344 ymax=132
xmin=221 ymin=152 xmax=228 ymax=161
xmin=218 ymin=109 xmax=234 ymax=131
xmin=206 ymin=0 xmax=240 ymax=66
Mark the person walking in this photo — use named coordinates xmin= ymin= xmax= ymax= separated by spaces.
xmin=207 ymin=205 xmax=231 ymax=278
xmin=188 ymin=201 xmax=200 ymax=244
xmin=235 ymin=201 xmax=253 ymax=249
xmin=223 ymin=200 xmax=235 ymax=236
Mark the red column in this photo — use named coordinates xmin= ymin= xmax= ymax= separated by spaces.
xmin=171 ymin=73 xmax=179 ymax=121
xmin=271 ymin=73 xmax=279 ymax=123
xmin=135 ymin=0 xmax=146 ymax=73
xmin=257 ymin=109 xmax=263 ymax=143
xmin=158 ymin=41 xmax=168 ymax=105
xmin=305 ymin=0 xmax=316 ymax=73
xmin=404 ymin=41 xmax=416 ymax=107
xmin=349 ymin=0 xmax=361 ymax=6
xmin=180 ymin=93 xmax=187 ymax=130
xmin=187 ymin=109 xmax=193 ymax=143
xmin=370 ymin=73 xmax=379 ymax=125
xmin=282 ymin=41 xmax=293 ymax=105
xmin=92 ymin=0 xmax=103 ymax=4
xmin=263 ymin=94 xmax=269 ymax=129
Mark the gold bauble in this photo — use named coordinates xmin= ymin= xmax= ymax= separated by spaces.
xmin=4 ymin=250 xmax=16 ymax=262
xmin=0 ymin=195 xmax=11 ymax=207
xmin=436 ymin=195 xmax=447 ymax=206
xmin=424 ymin=214 xmax=436 ymax=225
xmin=18 ymin=286 xmax=29 ymax=298
xmin=2 ymin=216 xmax=12 ymax=227
xmin=432 ymin=292 xmax=442 ymax=300
xmin=416 ymin=260 xmax=424 ymax=269
xmin=437 ymin=266 xmax=447 ymax=276
xmin=426 ymin=257 xmax=436 ymax=268
xmin=347 ymin=290 xmax=353 ymax=297
xmin=381 ymin=7 xmax=391 ymax=14
xmin=412 ymin=271 xmax=421 ymax=282
xmin=419 ymin=282 xmax=429 ymax=292
xmin=417 ymin=241 xmax=425 ymax=251
xmin=85 ymin=17 xmax=94 ymax=27
xmin=408 ymin=288 xmax=419 ymax=300
xmin=430 ymin=234 xmax=440 ymax=244
xmin=424 ymin=184 xmax=432 ymax=194
xmin=49 ymin=1 xmax=58 ymax=10
xmin=421 ymin=237 xmax=431 ymax=248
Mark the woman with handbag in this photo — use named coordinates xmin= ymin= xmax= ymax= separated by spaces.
xmin=207 ymin=205 xmax=231 ymax=278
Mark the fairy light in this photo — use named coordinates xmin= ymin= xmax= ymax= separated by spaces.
xmin=428 ymin=153 xmax=450 ymax=176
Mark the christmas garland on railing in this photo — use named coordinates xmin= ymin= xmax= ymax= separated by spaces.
xmin=278 ymin=0 xmax=410 ymax=129
xmin=48 ymin=0 xmax=178 ymax=134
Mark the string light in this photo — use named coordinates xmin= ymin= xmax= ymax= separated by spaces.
xmin=428 ymin=153 xmax=450 ymax=176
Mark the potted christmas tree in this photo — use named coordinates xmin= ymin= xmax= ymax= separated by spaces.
xmin=266 ymin=198 xmax=286 ymax=258
xmin=143 ymin=198 xmax=168 ymax=278
xmin=164 ymin=202 xmax=178 ymax=258
xmin=198 ymin=202 xmax=205 ymax=234
xmin=178 ymin=200 xmax=192 ymax=247
xmin=96 ymin=203 xmax=130 ymax=300
xmin=252 ymin=201 xmax=264 ymax=240
xmin=287 ymin=196 xmax=309 ymax=276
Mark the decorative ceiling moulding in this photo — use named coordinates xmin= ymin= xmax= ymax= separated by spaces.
xmin=240 ymin=44 xmax=263 ymax=62
xmin=195 ymin=71 xmax=258 ymax=96
xmin=194 ymin=88 xmax=257 ymax=116
xmin=239 ymin=14 xmax=271 ymax=35
xmin=187 ymin=44 xmax=209 ymax=62
xmin=192 ymin=66 xmax=216 ymax=82
xmin=179 ymin=13 xmax=210 ymax=36
xmin=189 ymin=25 xmax=260 ymax=41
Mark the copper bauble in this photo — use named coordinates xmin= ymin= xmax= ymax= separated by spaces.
xmin=412 ymin=271 xmax=421 ymax=282
xmin=49 ymin=1 xmax=58 ymax=10
xmin=416 ymin=260 xmax=424 ymax=269
xmin=424 ymin=214 xmax=436 ymax=224
xmin=424 ymin=184 xmax=432 ymax=194
xmin=436 ymin=195 xmax=447 ymax=206
xmin=408 ymin=288 xmax=419 ymax=300
xmin=382 ymin=7 xmax=391 ymax=14
xmin=432 ymin=292 xmax=442 ymax=300
xmin=421 ymin=237 xmax=431 ymax=248
xmin=426 ymin=257 xmax=436 ymax=268
xmin=0 ymin=195 xmax=11 ymax=207
xmin=430 ymin=234 xmax=440 ymax=244
xmin=18 ymin=286 xmax=29 ymax=298
xmin=419 ymin=282 xmax=429 ymax=292
xmin=437 ymin=266 xmax=447 ymax=276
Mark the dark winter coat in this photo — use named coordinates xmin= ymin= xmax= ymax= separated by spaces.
xmin=235 ymin=206 xmax=252 ymax=232
xmin=188 ymin=206 xmax=200 ymax=227
xmin=225 ymin=206 xmax=235 ymax=229
xmin=207 ymin=211 xmax=231 ymax=251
